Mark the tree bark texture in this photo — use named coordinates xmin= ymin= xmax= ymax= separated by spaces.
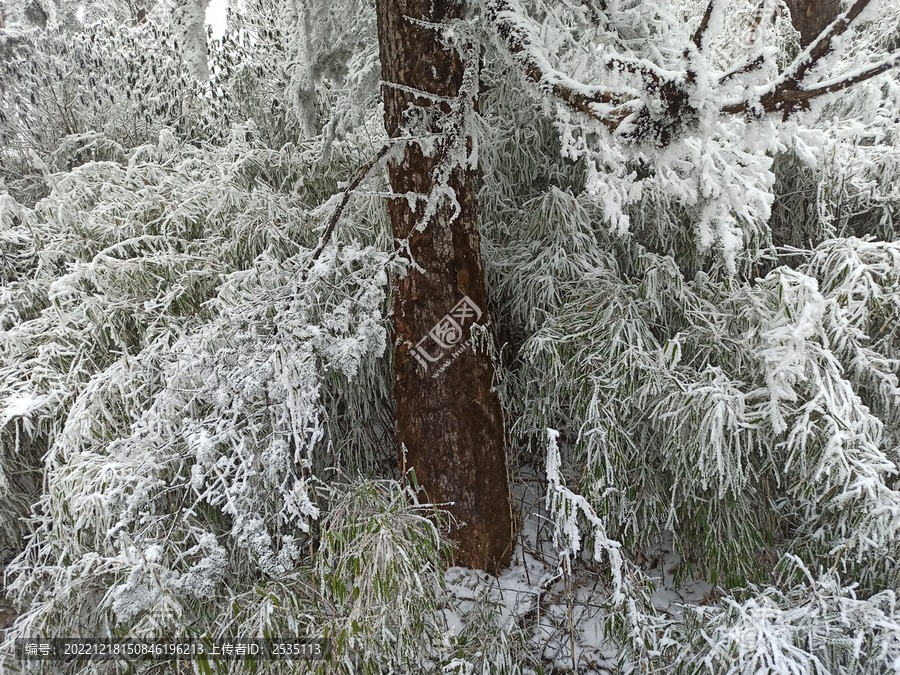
xmin=375 ymin=0 xmax=513 ymax=574
xmin=784 ymin=0 xmax=842 ymax=48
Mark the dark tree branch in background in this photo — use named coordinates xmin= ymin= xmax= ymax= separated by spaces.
xmin=691 ymin=0 xmax=718 ymax=50
xmin=744 ymin=0 xmax=770 ymax=47
xmin=784 ymin=0 xmax=842 ymax=48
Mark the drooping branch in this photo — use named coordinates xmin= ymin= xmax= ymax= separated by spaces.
xmin=302 ymin=142 xmax=392 ymax=280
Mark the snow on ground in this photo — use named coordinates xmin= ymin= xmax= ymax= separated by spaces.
xmin=441 ymin=466 xmax=720 ymax=673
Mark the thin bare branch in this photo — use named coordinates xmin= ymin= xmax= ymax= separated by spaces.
xmin=303 ymin=142 xmax=392 ymax=280
xmin=745 ymin=0 xmax=766 ymax=47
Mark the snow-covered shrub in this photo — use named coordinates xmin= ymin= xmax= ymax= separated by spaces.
xmin=440 ymin=572 xmax=533 ymax=675
xmin=508 ymin=238 xmax=900 ymax=589
xmin=0 ymin=123 xmax=396 ymax=670
xmin=314 ymin=477 xmax=449 ymax=673
xmin=469 ymin=3 xmax=900 ymax=667
xmin=678 ymin=555 xmax=900 ymax=675
xmin=0 ymin=22 xmax=218 ymax=205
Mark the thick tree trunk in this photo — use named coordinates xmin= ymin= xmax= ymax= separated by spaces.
xmin=783 ymin=0 xmax=841 ymax=48
xmin=375 ymin=0 xmax=513 ymax=574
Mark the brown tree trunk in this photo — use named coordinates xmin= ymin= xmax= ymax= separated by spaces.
xmin=375 ymin=0 xmax=513 ymax=574
xmin=783 ymin=0 xmax=842 ymax=48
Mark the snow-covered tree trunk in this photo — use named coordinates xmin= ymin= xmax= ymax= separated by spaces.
xmin=375 ymin=0 xmax=513 ymax=573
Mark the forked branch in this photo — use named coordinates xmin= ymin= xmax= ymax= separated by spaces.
xmin=723 ymin=0 xmax=896 ymax=116
xmin=722 ymin=52 xmax=900 ymax=115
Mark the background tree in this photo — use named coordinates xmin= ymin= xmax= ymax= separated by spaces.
xmin=784 ymin=0 xmax=841 ymax=47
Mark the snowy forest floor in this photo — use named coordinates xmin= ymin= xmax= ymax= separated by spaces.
xmin=442 ymin=467 xmax=717 ymax=673
xmin=0 ymin=469 xmax=720 ymax=673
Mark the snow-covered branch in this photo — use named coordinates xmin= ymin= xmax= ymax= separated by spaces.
xmin=724 ymin=0 xmax=900 ymax=116
xmin=691 ymin=0 xmax=722 ymax=51
xmin=485 ymin=0 xmax=635 ymax=132
xmin=487 ymin=0 xmax=899 ymax=142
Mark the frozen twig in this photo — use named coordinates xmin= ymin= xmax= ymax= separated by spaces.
xmin=303 ymin=142 xmax=392 ymax=280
